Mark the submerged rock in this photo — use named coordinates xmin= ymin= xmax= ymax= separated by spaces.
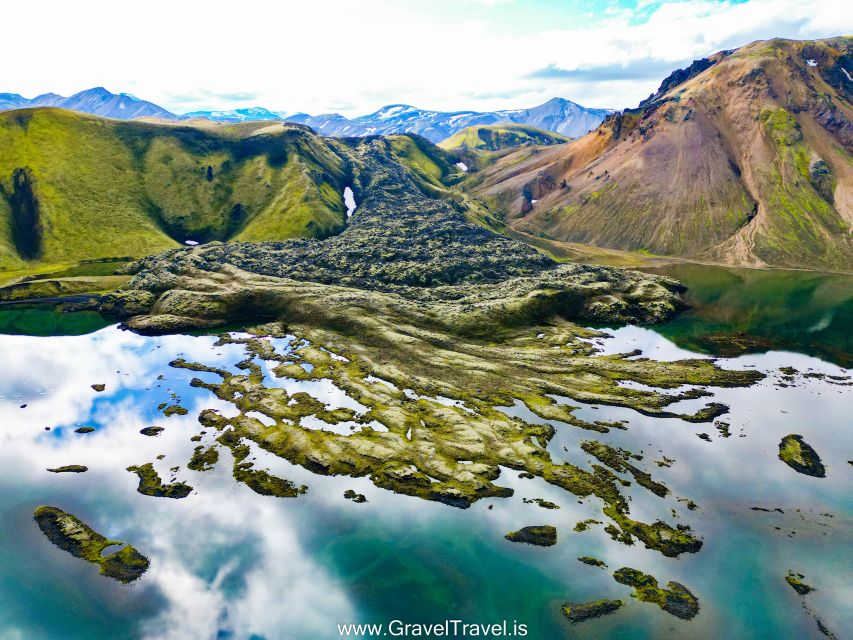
xmin=778 ymin=435 xmax=826 ymax=478
xmin=561 ymin=599 xmax=623 ymax=623
xmin=505 ymin=525 xmax=557 ymax=546
xmin=74 ymin=426 xmax=96 ymax=434
xmin=47 ymin=465 xmax=88 ymax=473
xmin=139 ymin=426 xmax=164 ymax=437
xmin=33 ymin=506 xmax=149 ymax=583
xmin=613 ymin=567 xmax=699 ymax=619
xmin=91 ymin=384 xmax=106 ymax=392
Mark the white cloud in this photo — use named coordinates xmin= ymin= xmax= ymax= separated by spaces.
xmin=1 ymin=0 xmax=851 ymax=115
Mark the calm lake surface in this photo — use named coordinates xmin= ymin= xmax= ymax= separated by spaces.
xmin=0 ymin=265 xmax=850 ymax=640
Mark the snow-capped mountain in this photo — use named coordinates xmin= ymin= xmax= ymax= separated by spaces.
xmin=0 ymin=88 xmax=610 ymax=141
xmin=286 ymin=98 xmax=612 ymax=142
xmin=0 ymin=87 xmax=175 ymax=120
xmin=181 ymin=106 xmax=286 ymax=122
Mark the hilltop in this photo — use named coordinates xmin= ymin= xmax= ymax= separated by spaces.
xmin=439 ymin=124 xmax=571 ymax=152
xmin=0 ymin=109 xmax=354 ymax=272
xmin=465 ymin=37 xmax=853 ymax=272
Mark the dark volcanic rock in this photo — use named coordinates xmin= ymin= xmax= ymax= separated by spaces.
xmin=101 ymin=139 xmax=686 ymax=335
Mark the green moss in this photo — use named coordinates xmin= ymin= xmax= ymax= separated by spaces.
xmin=344 ymin=489 xmax=368 ymax=503
xmin=785 ymin=571 xmax=815 ymax=595
xmin=505 ymin=525 xmax=557 ymax=546
xmin=574 ymin=519 xmax=602 ymax=532
xmin=140 ymin=426 xmax=164 ymax=436
xmin=578 ymin=556 xmax=607 ymax=568
xmin=613 ymin=567 xmax=699 ymax=619
xmin=187 ymin=445 xmax=219 ymax=472
xmin=46 ymin=465 xmax=88 ymax=473
xmin=581 ymin=440 xmax=670 ymax=498
xmin=33 ymin=506 xmax=149 ymax=583
xmin=523 ymin=498 xmax=560 ymax=509
xmin=761 ymin=108 xmax=803 ymax=146
xmin=216 ymin=428 xmax=307 ymax=498
xmin=162 ymin=404 xmax=188 ymax=417
xmin=126 ymin=462 xmax=193 ymax=498
xmin=561 ymin=599 xmax=623 ymax=623
xmin=778 ymin=434 xmax=826 ymax=477
xmin=91 ymin=384 xmax=106 ymax=392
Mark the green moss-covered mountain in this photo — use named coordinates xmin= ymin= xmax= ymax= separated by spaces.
xmin=466 ymin=37 xmax=853 ymax=271
xmin=439 ymin=124 xmax=571 ymax=152
xmin=0 ymin=109 xmax=356 ymax=272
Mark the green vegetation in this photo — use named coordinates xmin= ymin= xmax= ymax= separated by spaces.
xmin=162 ymin=404 xmax=188 ymax=417
xmin=439 ymin=124 xmax=570 ymax=152
xmin=46 ymin=465 xmax=88 ymax=473
xmin=613 ymin=567 xmax=700 ymax=619
xmin=785 ymin=571 xmax=815 ymax=595
xmin=216 ymin=427 xmax=307 ymax=498
xmin=561 ymin=599 xmax=623 ymax=623
xmin=139 ymin=426 xmax=164 ymax=436
xmin=126 ymin=462 xmax=193 ymax=498
xmin=187 ymin=445 xmax=218 ymax=472
xmin=578 ymin=556 xmax=607 ymax=568
xmin=778 ymin=434 xmax=826 ymax=477
xmin=0 ymin=109 xmax=350 ymax=274
xmin=33 ymin=506 xmax=149 ymax=583
xmin=344 ymin=489 xmax=367 ymax=503
xmin=505 ymin=525 xmax=557 ymax=546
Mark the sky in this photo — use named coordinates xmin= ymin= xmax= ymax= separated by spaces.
xmin=3 ymin=0 xmax=851 ymax=116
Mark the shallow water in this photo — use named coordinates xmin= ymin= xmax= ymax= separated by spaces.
xmin=643 ymin=264 xmax=853 ymax=367
xmin=0 ymin=266 xmax=851 ymax=639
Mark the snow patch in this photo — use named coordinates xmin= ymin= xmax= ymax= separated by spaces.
xmin=806 ymin=59 xmax=818 ymax=67
xmin=344 ymin=187 xmax=357 ymax=218
xmin=455 ymin=162 xmax=468 ymax=172
xmin=185 ymin=240 xmax=199 ymax=246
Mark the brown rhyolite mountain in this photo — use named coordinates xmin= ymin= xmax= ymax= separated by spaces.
xmin=466 ymin=37 xmax=853 ymax=271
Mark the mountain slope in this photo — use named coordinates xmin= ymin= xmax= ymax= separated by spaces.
xmin=467 ymin=37 xmax=853 ymax=271
xmin=439 ymin=124 xmax=571 ymax=151
xmin=0 ymin=109 xmax=354 ymax=271
xmin=286 ymin=98 xmax=610 ymax=142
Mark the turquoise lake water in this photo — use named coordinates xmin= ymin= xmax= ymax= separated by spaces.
xmin=0 ymin=266 xmax=850 ymax=639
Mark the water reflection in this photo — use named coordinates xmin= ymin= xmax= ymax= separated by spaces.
xmin=0 ymin=325 xmax=850 ymax=639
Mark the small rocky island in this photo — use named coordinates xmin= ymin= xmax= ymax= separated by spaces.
xmin=505 ymin=525 xmax=557 ymax=546
xmin=612 ymin=567 xmax=700 ymax=619
xmin=562 ymin=599 xmax=624 ymax=623
xmin=778 ymin=435 xmax=826 ymax=477
xmin=33 ymin=506 xmax=150 ymax=583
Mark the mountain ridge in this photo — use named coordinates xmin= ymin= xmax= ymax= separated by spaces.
xmin=0 ymin=89 xmax=610 ymax=143
xmin=465 ymin=36 xmax=853 ymax=272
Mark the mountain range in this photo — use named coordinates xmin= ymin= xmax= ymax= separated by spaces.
xmin=284 ymin=99 xmax=611 ymax=142
xmin=1 ymin=36 xmax=851 ymax=276
xmin=0 ymin=87 xmax=175 ymax=120
xmin=467 ymin=36 xmax=853 ymax=271
xmin=0 ymin=88 xmax=610 ymax=143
